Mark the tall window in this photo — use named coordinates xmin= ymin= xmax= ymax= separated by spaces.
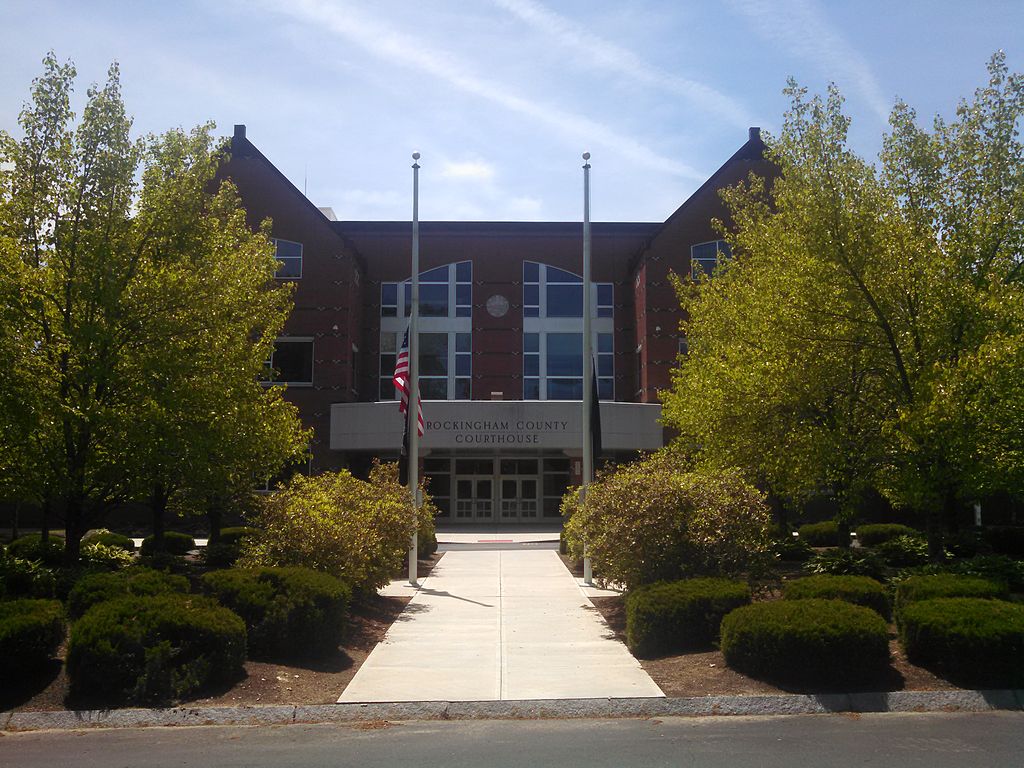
xmin=265 ymin=338 xmax=313 ymax=385
xmin=690 ymin=240 xmax=731 ymax=280
xmin=522 ymin=262 xmax=614 ymax=401
xmin=379 ymin=262 xmax=472 ymax=401
xmin=273 ymin=239 xmax=303 ymax=279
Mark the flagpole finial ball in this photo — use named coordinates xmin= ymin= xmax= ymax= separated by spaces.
xmin=582 ymin=152 xmax=590 ymax=161
xmin=412 ymin=152 xmax=421 ymax=161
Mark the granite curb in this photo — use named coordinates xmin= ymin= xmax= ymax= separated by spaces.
xmin=4 ymin=690 xmax=1023 ymax=732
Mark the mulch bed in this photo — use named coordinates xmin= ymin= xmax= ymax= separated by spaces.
xmin=561 ymin=552 xmax=960 ymax=696
xmin=3 ymin=552 xmax=444 ymax=713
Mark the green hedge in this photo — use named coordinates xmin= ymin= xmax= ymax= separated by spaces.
xmin=772 ymin=536 xmax=815 ymax=563
xmin=625 ymin=578 xmax=751 ymax=657
xmin=856 ymin=524 xmax=919 ymax=547
xmin=201 ymin=566 xmax=351 ymax=659
xmin=67 ymin=567 xmax=190 ymax=620
xmin=894 ymin=574 xmax=1007 ymax=623
xmin=81 ymin=529 xmax=135 ymax=552
xmin=900 ymin=598 xmax=1024 ymax=687
xmin=982 ymin=527 xmax=1024 ymax=559
xmin=218 ymin=526 xmax=260 ymax=546
xmin=140 ymin=532 xmax=196 ymax=556
xmin=874 ymin=535 xmax=930 ymax=567
xmin=8 ymin=535 xmax=65 ymax=565
xmin=805 ymin=548 xmax=886 ymax=580
xmin=783 ymin=575 xmax=890 ymax=620
xmin=0 ymin=599 xmax=66 ymax=678
xmin=720 ymin=599 xmax=890 ymax=684
xmin=798 ymin=522 xmax=840 ymax=547
xmin=203 ymin=527 xmax=260 ymax=568
xmin=66 ymin=594 xmax=245 ymax=704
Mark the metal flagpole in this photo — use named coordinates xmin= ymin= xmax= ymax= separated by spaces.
xmin=408 ymin=152 xmax=421 ymax=586
xmin=581 ymin=151 xmax=594 ymax=586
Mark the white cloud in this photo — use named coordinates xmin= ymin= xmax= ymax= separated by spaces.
xmin=440 ymin=159 xmax=496 ymax=182
xmin=725 ymin=0 xmax=890 ymax=122
xmin=256 ymin=0 xmax=706 ymax=181
xmin=493 ymin=0 xmax=754 ymax=129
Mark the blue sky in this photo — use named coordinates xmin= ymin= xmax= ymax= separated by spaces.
xmin=1 ymin=0 xmax=1022 ymax=222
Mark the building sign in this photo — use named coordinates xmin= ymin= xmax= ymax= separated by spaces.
xmin=330 ymin=399 xmax=663 ymax=452
xmin=425 ymin=419 xmax=569 ymax=445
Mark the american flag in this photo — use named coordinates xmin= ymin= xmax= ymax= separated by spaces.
xmin=393 ymin=328 xmax=424 ymax=436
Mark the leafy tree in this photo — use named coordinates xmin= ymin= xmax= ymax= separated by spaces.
xmin=663 ymin=53 xmax=1024 ymax=560
xmin=0 ymin=54 xmax=306 ymax=561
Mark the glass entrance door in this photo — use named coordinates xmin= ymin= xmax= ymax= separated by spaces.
xmin=455 ymin=478 xmax=493 ymax=520
xmin=500 ymin=478 xmax=538 ymax=520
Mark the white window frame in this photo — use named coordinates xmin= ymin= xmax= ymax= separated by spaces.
xmin=266 ymin=337 xmax=314 ymax=387
xmin=272 ymin=238 xmax=303 ymax=280
xmin=690 ymin=239 xmax=731 ymax=281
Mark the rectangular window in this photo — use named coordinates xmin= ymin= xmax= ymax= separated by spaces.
xmin=419 ymin=332 xmax=448 ymax=399
xmin=455 ymin=331 xmax=471 ymax=399
xmin=597 ymin=284 xmax=613 ymax=318
xmin=273 ymin=239 xmax=303 ymax=279
xmin=381 ymin=283 xmax=398 ymax=317
xmin=269 ymin=339 xmax=313 ymax=385
xmin=691 ymin=240 xmax=732 ymax=280
xmin=547 ymin=284 xmax=584 ymax=317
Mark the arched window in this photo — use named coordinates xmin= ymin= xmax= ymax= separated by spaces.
xmin=522 ymin=262 xmax=614 ymax=400
xmin=378 ymin=262 xmax=472 ymax=401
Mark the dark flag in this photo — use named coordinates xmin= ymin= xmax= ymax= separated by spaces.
xmin=590 ymin=357 xmax=602 ymax=463
xmin=398 ymin=415 xmax=411 ymax=485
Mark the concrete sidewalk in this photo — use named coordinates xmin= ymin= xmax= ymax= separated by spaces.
xmin=338 ymin=549 xmax=663 ymax=703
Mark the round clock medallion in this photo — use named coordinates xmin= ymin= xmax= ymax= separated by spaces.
xmin=486 ymin=294 xmax=509 ymax=318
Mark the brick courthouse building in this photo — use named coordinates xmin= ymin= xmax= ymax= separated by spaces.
xmin=220 ymin=126 xmax=774 ymax=524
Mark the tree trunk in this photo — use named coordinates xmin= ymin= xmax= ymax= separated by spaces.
xmin=12 ymin=501 xmax=21 ymax=541
xmin=40 ymin=497 xmax=50 ymax=542
xmin=207 ymin=494 xmax=223 ymax=545
xmin=943 ymin=485 xmax=961 ymax=536
xmin=63 ymin=496 xmax=82 ymax=566
xmin=151 ymin=483 xmax=168 ymax=553
xmin=926 ymin=506 xmax=944 ymax=563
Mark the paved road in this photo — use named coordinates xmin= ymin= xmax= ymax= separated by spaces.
xmin=4 ymin=713 xmax=1023 ymax=768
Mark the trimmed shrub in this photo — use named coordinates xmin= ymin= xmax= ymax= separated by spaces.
xmin=0 ymin=599 xmax=66 ymax=678
xmin=982 ymin=526 xmax=1024 ymax=559
xmin=797 ymin=522 xmax=840 ymax=547
xmin=856 ymin=524 xmax=919 ymax=547
xmin=625 ymin=578 xmax=751 ymax=657
xmin=900 ymin=598 xmax=1024 ymax=687
xmin=805 ymin=548 xmax=886 ymax=581
xmin=202 ymin=566 xmax=351 ymax=659
xmin=67 ymin=594 xmax=246 ymax=704
xmin=1 ymin=556 xmax=57 ymax=598
xmin=81 ymin=529 xmax=135 ymax=551
xmin=944 ymin=555 xmax=1024 ymax=592
xmin=772 ymin=536 xmax=814 ymax=563
xmin=80 ymin=542 xmax=135 ymax=571
xmin=67 ymin=567 xmax=190 ymax=620
xmin=783 ymin=575 xmax=890 ymax=620
xmin=894 ymin=574 xmax=1008 ymax=621
xmin=874 ymin=535 xmax=930 ymax=568
xmin=218 ymin=526 xmax=259 ymax=544
xmin=720 ymin=599 xmax=890 ymax=684
xmin=241 ymin=462 xmax=437 ymax=593
xmin=8 ymin=534 xmax=65 ymax=566
xmin=561 ymin=452 xmax=771 ymax=589
xmin=203 ymin=528 xmax=258 ymax=568
xmin=140 ymin=532 xmax=196 ymax=556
